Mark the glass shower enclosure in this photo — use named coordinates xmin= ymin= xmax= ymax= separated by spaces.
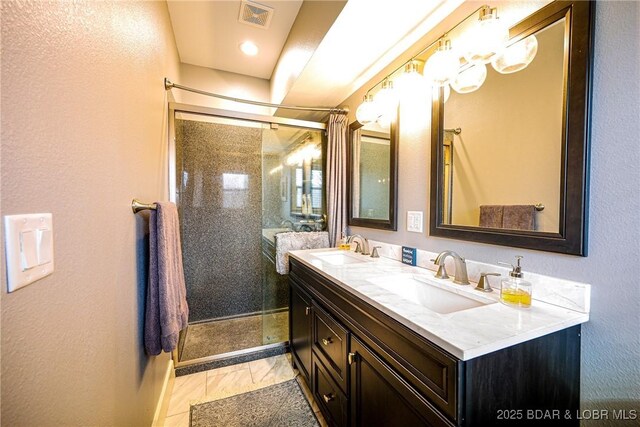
xmin=169 ymin=104 xmax=326 ymax=367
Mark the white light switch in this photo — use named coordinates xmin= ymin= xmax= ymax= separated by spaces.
xmin=20 ymin=230 xmax=38 ymax=270
xmin=4 ymin=213 xmax=54 ymax=292
xmin=407 ymin=211 xmax=424 ymax=233
xmin=37 ymin=228 xmax=53 ymax=264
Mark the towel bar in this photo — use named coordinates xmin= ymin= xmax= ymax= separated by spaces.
xmin=535 ymin=203 xmax=545 ymax=211
xmin=132 ymin=199 xmax=157 ymax=213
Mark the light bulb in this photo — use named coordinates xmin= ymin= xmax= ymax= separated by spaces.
xmin=355 ymin=94 xmax=378 ymax=124
xmin=424 ymin=39 xmax=460 ymax=87
xmin=491 ymin=35 xmax=538 ymax=74
xmin=396 ymin=61 xmax=427 ymax=103
xmin=373 ymin=79 xmax=398 ymax=125
xmin=451 ymin=64 xmax=487 ymax=94
xmin=463 ymin=6 xmax=509 ymax=65
xmin=239 ymin=41 xmax=259 ymax=56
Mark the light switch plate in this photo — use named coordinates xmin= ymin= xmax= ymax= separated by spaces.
xmin=4 ymin=213 xmax=54 ymax=292
xmin=407 ymin=211 xmax=423 ymax=233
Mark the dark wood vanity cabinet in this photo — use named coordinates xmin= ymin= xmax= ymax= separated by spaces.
xmin=289 ymin=258 xmax=581 ymax=427
xmin=290 ymin=281 xmax=313 ymax=383
xmin=350 ymin=336 xmax=452 ymax=427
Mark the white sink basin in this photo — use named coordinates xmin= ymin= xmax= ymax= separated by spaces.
xmin=311 ymin=251 xmax=368 ymax=266
xmin=367 ymin=274 xmax=494 ymax=314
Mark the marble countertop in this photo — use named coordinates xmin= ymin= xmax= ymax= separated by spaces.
xmin=289 ymin=248 xmax=589 ymax=361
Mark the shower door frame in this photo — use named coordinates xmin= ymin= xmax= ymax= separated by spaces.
xmin=168 ymin=102 xmax=326 ymax=369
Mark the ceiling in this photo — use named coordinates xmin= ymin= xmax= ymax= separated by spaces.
xmin=167 ymin=0 xmax=466 ymax=118
xmin=167 ymin=0 xmax=303 ymax=79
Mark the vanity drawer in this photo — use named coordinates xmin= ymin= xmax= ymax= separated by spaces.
xmin=312 ymin=355 xmax=348 ymax=427
xmin=312 ymin=302 xmax=349 ymax=393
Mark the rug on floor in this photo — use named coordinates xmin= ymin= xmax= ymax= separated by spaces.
xmin=189 ymin=379 xmax=319 ymax=427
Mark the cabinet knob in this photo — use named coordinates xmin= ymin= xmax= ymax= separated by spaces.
xmin=322 ymin=393 xmax=335 ymax=403
xmin=305 ymin=306 xmax=310 ymax=316
xmin=348 ymin=352 xmax=356 ymax=365
xmin=322 ymin=337 xmax=333 ymax=346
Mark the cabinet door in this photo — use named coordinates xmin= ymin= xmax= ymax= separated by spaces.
xmin=350 ymin=337 xmax=453 ymax=427
xmin=290 ymin=280 xmax=312 ymax=383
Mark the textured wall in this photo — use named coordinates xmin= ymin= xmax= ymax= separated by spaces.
xmin=178 ymin=62 xmax=272 ymax=115
xmin=343 ymin=2 xmax=640 ymax=423
xmin=1 ymin=1 xmax=181 ymax=425
xmin=176 ymin=119 xmax=263 ymax=322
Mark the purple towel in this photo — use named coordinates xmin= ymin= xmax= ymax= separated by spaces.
xmin=144 ymin=202 xmax=189 ymax=356
xmin=479 ymin=205 xmax=504 ymax=228
xmin=502 ymin=205 xmax=536 ymax=231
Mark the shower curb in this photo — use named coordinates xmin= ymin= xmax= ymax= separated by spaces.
xmin=175 ymin=344 xmax=289 ymax=377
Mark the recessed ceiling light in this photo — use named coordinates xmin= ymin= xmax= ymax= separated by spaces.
xmin=239 ymin=41 xmax=259 ymax=56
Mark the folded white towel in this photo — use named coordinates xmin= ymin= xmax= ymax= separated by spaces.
xmin=275 ymin=231 xmax=330 ymax=275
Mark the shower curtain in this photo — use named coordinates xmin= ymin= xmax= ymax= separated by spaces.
xmin=326 ymin=113 xmax=348 ymax=247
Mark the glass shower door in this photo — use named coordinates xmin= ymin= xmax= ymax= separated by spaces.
xmin=260 ymin=124 xmax=326 ymax=345
xmin=170 ymin=105 xmax=326 ymax=366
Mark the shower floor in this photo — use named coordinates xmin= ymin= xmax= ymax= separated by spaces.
xmin=179 ymin=311 xmax=289 ymax=362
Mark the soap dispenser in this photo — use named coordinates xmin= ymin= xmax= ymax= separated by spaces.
xmin=498 ymin=256 xmax=532 ymax=308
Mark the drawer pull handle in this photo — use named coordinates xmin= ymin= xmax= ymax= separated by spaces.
xmin=305 ymin=306 xmax=310 ymax=316
xmin=322 ymin=393 xmax=335 ymax=403
xmin=322 ymin=337 xmax=333 ymax=346
xmin=348 ymin=352 xmax=356 ymax=365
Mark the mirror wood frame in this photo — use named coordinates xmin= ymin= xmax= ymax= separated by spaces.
xmin=348 ymin=120 xmax=399 ymax=230
xmin=429 ymin=0 xmax=594 ymax=256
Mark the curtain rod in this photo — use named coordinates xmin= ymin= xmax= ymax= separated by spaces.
xmin=164 ymin=79 xmax=348 ymax=114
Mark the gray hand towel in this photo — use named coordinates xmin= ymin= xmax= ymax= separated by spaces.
xmin=479 ymin=205 xmax=504 ymax=228
xmin=502 ymin=205 xmax=536 ymax=231
xmin=275 ymin=231 xmax=330 ymax=275
xmin=145 ymin=202 xmax=189 ymax=356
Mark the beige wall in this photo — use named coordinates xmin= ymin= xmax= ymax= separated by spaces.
xmin=179 ymin=62 xmax=272 ymax=115
xmin=270 ymin=0 xmax=346 ymax=106
xmin=1 ymin=1 xmax=181 ymax=425
xmin=446 ymin=21 xmax=564 ymax=232
xmin=342 ymin=2 xmax=640 ymax=422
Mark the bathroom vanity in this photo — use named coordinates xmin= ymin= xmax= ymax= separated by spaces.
xmin=288 ymin=249 xmax=588 ymax=426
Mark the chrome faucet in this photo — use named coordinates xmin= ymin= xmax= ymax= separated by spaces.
xmin=433 ymin=250 xmax=470 ymax=285
xmin=347 ymin=234 xmax=370 ymax=255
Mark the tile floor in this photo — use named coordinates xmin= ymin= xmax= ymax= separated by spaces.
xmin=159 ymin=353 xmax=327 ymax=427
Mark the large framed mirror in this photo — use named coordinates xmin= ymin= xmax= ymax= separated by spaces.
xmin=348 ymin=120 xmax=398 ymax=230
xmin=429 ymin=1 xmax=593 ymax=256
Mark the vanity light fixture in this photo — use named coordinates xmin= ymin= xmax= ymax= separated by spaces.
xmin=239 ymin=40 xmax=259 ymax=56
xmin=373 ymin=78 xmax=398 ymax=126
xmin=463 ymin=6 xmax=509 ymax=65
xmin=355 ymin=94 xmax=378 ymax=125
xmin=450 ymin=63 xmax=487 ymax=94
xmin=354 ymin=4 xmax=523 ymax=118
xmin=396 ymin=60 xmax=427 ymax=101
xmin=443 ymin=83 xmax=451 ymax=102
xmin=424 ymin=38 xmax=460 ymax=87
xmin=491 ymin=35 xmax=539 ymax=74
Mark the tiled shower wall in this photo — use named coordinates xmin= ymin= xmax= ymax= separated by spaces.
xmin=176 ymin=119 xmax=263 ymax=322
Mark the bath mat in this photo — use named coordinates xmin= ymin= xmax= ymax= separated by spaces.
xmin=190 ymin=379 xmax=319 ymax=427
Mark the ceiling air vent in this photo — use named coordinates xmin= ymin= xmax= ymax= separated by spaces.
xmin=238 ymin=1 xmax=274 ymax=29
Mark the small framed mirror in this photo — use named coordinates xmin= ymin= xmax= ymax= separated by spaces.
xmin=429 ymin=1 xmax=593 ymax=255
xmin=348 ymin=120 xmax=398 ymax=230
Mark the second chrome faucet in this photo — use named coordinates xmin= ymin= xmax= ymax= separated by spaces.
xmin=433 ymin=250 xmax=470 ymax=285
